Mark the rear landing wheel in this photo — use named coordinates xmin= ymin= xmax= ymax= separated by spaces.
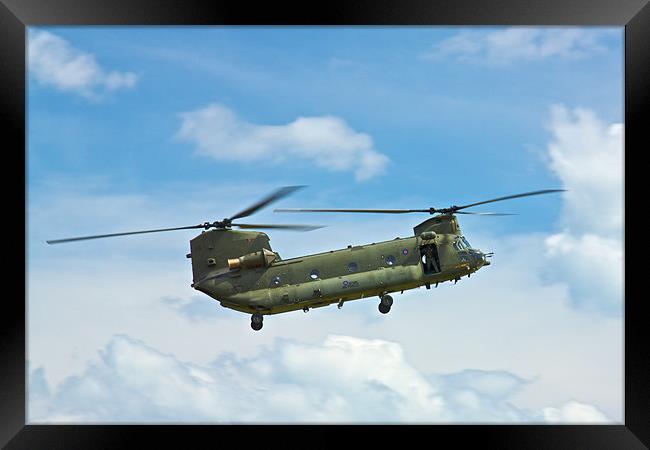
xmin=378 ymin=303 xmax=391 ymax=314
xmin=378 ymin=294 xmax=393 ymax=314
xmin=251 ymin=321 xmax=263 ymax=331
xmin=380 ymin=295 xmax=393 ymax=307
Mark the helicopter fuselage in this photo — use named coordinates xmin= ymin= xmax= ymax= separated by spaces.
xmin=189 ymin=215 xmax=490 ymax=316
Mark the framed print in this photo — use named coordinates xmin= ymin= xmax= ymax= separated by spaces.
xmin=2 ymin=0 xmax=648 ymax=447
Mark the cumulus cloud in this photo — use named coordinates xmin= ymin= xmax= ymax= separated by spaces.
xmin=546 ymin=105 xmax=623 ymax=235
xmin=28 ymin=29 xmax=137 ymax=98
xmin=431 ymin=369 xmax=532 ymax=422
xmin=542 ymin=400 xmax=610 ymax=423
xmin=542 ymin=106 xmax=623 ymax=315
xmin=424 ymin=28 xmax=608 ymax=65
xmin=29 ymin=334 xmax=609 ymax=423
xmin=176 ymin=103 xmax=389 ymax=181
xmin=544 ymin=233 xmax=622 ymax=313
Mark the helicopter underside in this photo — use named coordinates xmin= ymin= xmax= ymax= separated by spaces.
xmin=203 ymin=259 xmax=478 ymax=316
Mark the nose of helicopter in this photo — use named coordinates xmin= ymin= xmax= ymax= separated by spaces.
xmin=478 ymin=250 xmax=494 ymax=266
xmin=469 ymin=249 xmax=490 ymax=268
xmin=478 ymin=251 xmax=492 ymax=266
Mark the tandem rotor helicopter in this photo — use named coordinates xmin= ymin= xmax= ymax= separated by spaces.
xmin=47 ymin=187 xmax=563 ymax=331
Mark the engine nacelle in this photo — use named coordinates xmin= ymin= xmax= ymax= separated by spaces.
xmin=228 ymin=248 xmax=278 ymax=270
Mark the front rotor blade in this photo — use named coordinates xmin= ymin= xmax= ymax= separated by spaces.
xmin=233 ymin=223 xmax=325 ymax=231
xmin=454 ymin=189 xmax=565 ymax=211
xmin=275 ymin=208 xmax=428 ymax=214
xmin=229 ymin=186 xmax=306 ymax=221
xmin=455 ymin=211 xmax=518 ymax=216
xmin=46 ymin=224 xmax=205 ymax=244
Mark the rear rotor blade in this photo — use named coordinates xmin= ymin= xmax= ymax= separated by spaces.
xmin=275 ymin=208 xmax=428 ymax=214
xmin=453 ymin=189 xmax=565 ymax=212
xmin=232 ymin=223 xmax=325 ymax=231
xmin=47 ymin=186 xmax=317 ymax=244
xmin=46 ymin=224 xmax=206 ymax=245
xmin=229 ymin=186 xmax=306 ymax=221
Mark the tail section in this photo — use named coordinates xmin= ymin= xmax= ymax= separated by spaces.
xmin=188 ymin=229 xmax=273 ymax=284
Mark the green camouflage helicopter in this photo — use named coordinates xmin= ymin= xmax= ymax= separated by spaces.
xmin=47 ymin=186 xmax=563 ymax=331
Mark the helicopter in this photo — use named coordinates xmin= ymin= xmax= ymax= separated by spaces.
xmin=47 ymin=186 xmax=564 ymax=331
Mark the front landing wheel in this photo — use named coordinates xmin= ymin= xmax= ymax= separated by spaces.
xmin=251 ymin=313 xmax=264 ymax=331
xmin=378 ymin=294 xmax=393 ymax=314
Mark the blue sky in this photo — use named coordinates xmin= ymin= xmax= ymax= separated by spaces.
xmin=28 ymin=27 xmax=622 ymax=233
xmin=27 ymin=26 xmax=623 ymax=423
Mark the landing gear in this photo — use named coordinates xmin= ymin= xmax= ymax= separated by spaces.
xmin=251 ymin=313 xmax=264 ymax=331
xmin=378 ymin=294 xmax=393 ymax=314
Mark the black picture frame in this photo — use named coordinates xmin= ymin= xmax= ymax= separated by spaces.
xmin=2 ymin=0 xmax=647 ymax=448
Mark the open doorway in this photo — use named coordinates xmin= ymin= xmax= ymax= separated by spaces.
xmin=420 ymin=243 xmax=441 ymax=275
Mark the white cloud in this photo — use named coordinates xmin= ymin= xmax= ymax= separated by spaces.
xmin=28 ymin=29 xmax=137 ymax=98
xmin=542 ymin=400 xmax=609 ymax=423
xmin=432 ymin=369 xmax=532 ymax=422
xmin=542 ymin=105 xmax=623 ymax=315
xmin=544 ymin=232 xmax=622 ymax=313
xmin=424 ymin=28 xmax=609 ymax=65
xmin=29 ymin=334 xmax=610 ymax=423
xmin=176 ymin=103 xmax=389 ymax=181
xmin=546 ymin=105 xmax=623 ymax=235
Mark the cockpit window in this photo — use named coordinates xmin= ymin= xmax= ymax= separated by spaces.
xmin=454 ymin=237 xmax=472 ymax=251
